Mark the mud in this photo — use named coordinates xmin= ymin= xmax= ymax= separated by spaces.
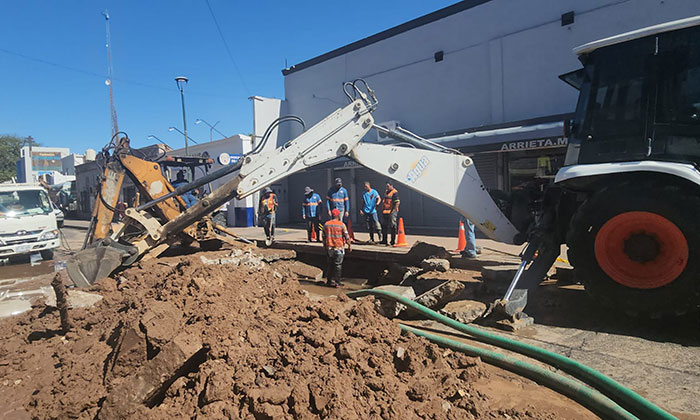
xmin=0 ymin=249 xmax=596 ymax=419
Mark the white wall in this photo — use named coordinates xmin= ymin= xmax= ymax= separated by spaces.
xmin=283 ymin=0 xmax=700 ymax=138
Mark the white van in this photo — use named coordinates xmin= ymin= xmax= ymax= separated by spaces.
xmin=0 ymin=183 xmax=60 ymax=260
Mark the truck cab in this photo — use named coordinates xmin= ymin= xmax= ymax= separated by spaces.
xmin=0 ymin=183 xmax=60 ymax=261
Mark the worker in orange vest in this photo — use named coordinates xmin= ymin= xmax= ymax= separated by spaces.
xmin=380 ymin=181 xmax=400 ymax=246
xmin=259 ymin=187 xmax=278 ymax=245
xmin=323 ymin=208 xmax=352 ymax=287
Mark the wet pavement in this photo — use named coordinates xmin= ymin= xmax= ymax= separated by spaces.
xmin=0 ymin=223 xmax=84 ymax=317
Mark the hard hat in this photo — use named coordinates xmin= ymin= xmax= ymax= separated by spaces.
xmin=331 ymin=208 xmax=340 ymax=217
xmin=304 ymin=186 xmax=312 ymax=194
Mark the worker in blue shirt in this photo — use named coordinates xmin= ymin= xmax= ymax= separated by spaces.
xmin=326 ymin=177 xmax=350 ymax=222
xmin=302 ymin=186 xmax=323 ymax=242
xmin=360 ymin=181 xmax=382 ymax=244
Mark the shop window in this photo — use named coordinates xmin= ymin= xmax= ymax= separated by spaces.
xmin=507 ymin=150 xmax=565 ymax=191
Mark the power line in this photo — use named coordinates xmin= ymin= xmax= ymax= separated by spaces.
xmin=0 ymin=47 xmax=235 ymax=99
xmin=204 ymin=0 xmax=252 ymax=96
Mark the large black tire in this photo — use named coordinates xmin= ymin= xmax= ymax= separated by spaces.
xmin=40 ymin=249 xmax=55 ymax=261
xmin=567 ymin=182 xmax=700 ymax=318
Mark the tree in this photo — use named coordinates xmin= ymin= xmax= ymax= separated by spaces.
xmin=0 ymin=135 xmax=39 ymax=183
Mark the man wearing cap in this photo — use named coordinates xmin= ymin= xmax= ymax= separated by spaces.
xmin=302 ymin=186 xmax=323 ymax=243
xmin=259 ymin=187 xmax=278 ymax=244
xmin=326 ymin=177 xmax=350 ymax=222
xmin=323 ymin=208 xmax=352 ymax=287
xmin=359 ymin=181 xmax=382 ymax=244
xmin=380 ymin=181 xmax=400 ymax=246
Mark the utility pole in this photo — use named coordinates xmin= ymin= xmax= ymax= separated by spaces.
xmin=103 ymin=10 xmax=119 ymax=138
xmin=175 ymin=76 xmax=189 ymax=155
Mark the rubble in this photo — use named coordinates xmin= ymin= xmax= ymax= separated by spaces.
xmin=440 ymin=300 xmax=487 ymax=324
xmin=288 ymin=261 xmax=324 ymax=281
xmin=372 ymin=285 xmax=416 ymax=318
xmin=414 ymin=280 xmax=465 ymax=310
xmin=420 ymin=258 xmax=450 ymax=272
xmin=404 ymin=241 xmax=449 ymax=264
xmin=0 ymin=250 xmax=598 ymax=419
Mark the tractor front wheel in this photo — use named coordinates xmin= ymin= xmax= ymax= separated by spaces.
xmin=567 ymin=183 xmax=700 ymax=318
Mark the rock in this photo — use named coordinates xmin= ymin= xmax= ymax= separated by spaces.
xmin=140 ymin=302 xmax=182 ymax=348
xmin=414 ymin=280 xmax=465 ymax=310
xmin=289 ymin=261 xmax=323 ymax=281
xmin=377 ymin=263 xmax=420 ymax=285
xmin=420 ymin=258 xmax=450 ymax=273
xmin=43 ymin=288 xmax=103 ymax=309
xmin=201 ymin=364 xmax=234 ymax=405
xmin=439 ymin=300 xmax=487 ymax=324
xmin=257 ymin=248 xmax=296 ymax=262
xmin=371 ymin=285 xmax=415 ymax=318
xmin=405 ymin=241 xmax=449 ymax=264
xmin=99 ymin=332 xmax=203 ymax=420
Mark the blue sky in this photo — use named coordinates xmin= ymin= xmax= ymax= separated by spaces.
xmin=0 ymin=1 xmax=455 ymax=153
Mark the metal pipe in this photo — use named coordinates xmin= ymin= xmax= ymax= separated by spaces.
xmin=372 ymin=123 xmax=445 ymax=152
xmin=504 ymin=259 xmax=529 ymax=301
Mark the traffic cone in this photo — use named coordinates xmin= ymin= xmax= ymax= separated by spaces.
xmin=311 ymin=227 xmax=317 ymax=241
xmin=454 ymin=220 xmax=467 ymax=252
xmin=393 ymin=218 xmax=409 ymax=247
xmin=346 ymin=216 xmax=356 ymax=241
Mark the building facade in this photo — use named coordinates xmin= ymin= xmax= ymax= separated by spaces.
xmin=16 ymin=146 xmax=70 ymax=184
xmin=253 ymin=0 xmax=700 ymax=231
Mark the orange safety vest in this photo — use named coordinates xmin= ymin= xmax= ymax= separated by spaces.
xmin=324 ymin=219 xmax=347 ymax=248
xmin=382 ymin=188 xmax=398 ymax=214
xmin=262 ymin=193 xmax=276 ymax=213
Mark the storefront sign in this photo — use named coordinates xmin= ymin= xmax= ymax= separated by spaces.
xmin=499 ymin=137 xmax=568 ymax=152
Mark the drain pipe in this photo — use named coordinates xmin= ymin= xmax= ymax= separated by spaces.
xmin=346 ymin=289 xmax=676 ymax=420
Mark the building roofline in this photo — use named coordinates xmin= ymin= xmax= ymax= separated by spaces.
xmin=574 ymin=14 xmax=700 ymax=55
xmin=281 ymin=0 xmax=491 ymax=76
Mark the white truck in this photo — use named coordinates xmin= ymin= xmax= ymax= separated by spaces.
xmin=0 ymin=183 xmax=60 ymax=261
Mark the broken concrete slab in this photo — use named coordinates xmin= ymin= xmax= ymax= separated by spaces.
xmin=256 ymin=248 xmax=296 ymax=263
xmin=99 ymin=332 xmax=204 ymax=420
xmin=439 ymin=300 xmax=487 ymax=324
xmin=420 ymin=258 xmax=450 ymax=273
xmin=414 ymin=280 xmax=465 ymax=310
xmin=200 ymin=249 xmax=265 ymax=270
xmin=43 ymin=288 xmax=103 ymax=309
xmin=481 ymin=265 xmax=520 ymax=294
xmin=404 ymin=242 xmax=449 ymax=264
xmin=289 ymin=261 xmax=323 ymax=282
xmin=372 ymin=285 xmax=415 ymax=319
xmin=0 ymin=299 xmax=32 ymax=319
xmin=377 ymin=263 xmax=421 ymax=286
xmin=140 ymin=302 xmax=183 ymax=348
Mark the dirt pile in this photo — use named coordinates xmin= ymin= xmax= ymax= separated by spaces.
xmin=0 ymin=249 xmax=593 ymax=419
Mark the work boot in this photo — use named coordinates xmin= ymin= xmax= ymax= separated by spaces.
xmin=326 ymin=280 xmax=338 ymax=288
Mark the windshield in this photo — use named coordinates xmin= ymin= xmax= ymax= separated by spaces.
xmin=0 ymin=190 xmax=52 ymax=217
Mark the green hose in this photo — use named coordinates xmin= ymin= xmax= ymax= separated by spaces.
xmin=347 ymin=289 xmax=676 ymax=420
xmin=400 ymin=324 xmax=637 ymax=420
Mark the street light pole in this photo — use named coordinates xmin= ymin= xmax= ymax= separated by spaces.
xmin=168 ymin=127 xmax=199 ymax=145
xmin=195 ymin=118 xmax=226 ymax=142
xmin=174 ymin=76 xmax=189 ymax=155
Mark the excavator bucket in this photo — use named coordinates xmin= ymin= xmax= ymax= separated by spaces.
xmin=66 ymin=239 xmax=136 ymax=288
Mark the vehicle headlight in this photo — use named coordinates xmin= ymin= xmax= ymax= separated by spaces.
xmin=39 ymin=230 xmax=58 ymax=241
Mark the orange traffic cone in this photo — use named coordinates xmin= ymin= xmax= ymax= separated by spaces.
xmin=346 ymin=216 xmax=356 ymax=241
xmin=454 ymin=220 xmax=467 ymax=252
xmin=311 ymin=226 xmax=317 ymax=241
xmin=393 ymin=218 xmax=408 ymax=247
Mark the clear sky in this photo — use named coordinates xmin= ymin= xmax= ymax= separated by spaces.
xmin=0 ymin=1 xmax=455 ymax=153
